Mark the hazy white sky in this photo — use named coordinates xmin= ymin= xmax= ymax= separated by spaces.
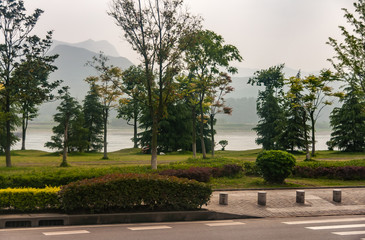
xmin=24 ymin=0 xmax=354 ymax=72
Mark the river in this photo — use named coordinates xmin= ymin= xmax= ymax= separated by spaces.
xmin=13 ymin=126 xmax=332 ymax=152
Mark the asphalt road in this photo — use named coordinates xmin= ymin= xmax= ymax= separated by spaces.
xmin=1 ymin=215 xmax=365 ymax=240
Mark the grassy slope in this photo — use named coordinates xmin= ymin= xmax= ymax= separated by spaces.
xmin=0 ymin=149 xmax=365 ymax=189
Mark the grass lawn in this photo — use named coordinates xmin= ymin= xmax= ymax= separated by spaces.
xmin=0 ymin=148 xmax=365 ymax=189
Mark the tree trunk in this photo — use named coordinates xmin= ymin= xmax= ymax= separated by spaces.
xmin=133 ymin=107 xmax=138 ymax=148
xmin=21 ymin=112 xmax=28 ymax=151
xmin=60 ymin=121 xmax=69 ymax=167
xmin=192 ymin=106 xmax=197 ymax=158
xmin=310 ymin=112 xmax=316 ymax=157
xmin=303 ymin=112 xmax=310 ymax=161
xmin=5 ymin=94 xmax=11 ymax=167
xmin=151 ymin=116 xmax=158 ymax=170
xmin=199 ymin=101 xmax=207 ymax=159
xmin=103 ymin=109 xmax=108 ymax=159
xmin=210 ymin=114 xmax=215 ymax=157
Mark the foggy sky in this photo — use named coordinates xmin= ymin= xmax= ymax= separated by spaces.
xmin=24 ymin=0 xmax=354 ymax=73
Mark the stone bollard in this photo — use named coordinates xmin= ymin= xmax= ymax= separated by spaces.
xmin=333 ymin=189 xmax=342 ymax=203
xmin=219 ymin=192 xmax=228 ymax=205
xmin=296 ymin=190 xmax=305 ymax=204
xmin=258 ymin=191 xmax=267 ymax=206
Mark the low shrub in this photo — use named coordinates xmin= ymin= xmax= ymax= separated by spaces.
xmin=242 ymin=161 xmax=260 ymax=176
xmin=256 ymin=150 xmax=296 ymax=184
xmin=159 ymin=167 xmax=213 ymax=182
xmin=0 ymin=187 xmax=60 ymax=212
xmin=212 ymin=164 xmax=243 ymax=178
xmin=293 ymin=166 xmax=365 ymax=180
xmin=59 ymin=173 xmax=212 ymax=213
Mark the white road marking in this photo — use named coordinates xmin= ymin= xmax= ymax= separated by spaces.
xmin=306 ymin=224 xmax=365 ymax=230
xmin=333 ymin=230 xmax=365 ymax=236
xmin=43 ymin=230 xmax=90 ymax=236
xmin=206 ymin=222 xmax=246 ymax=227
xmin=283 ymin=217 xmax=365 ymax=225
xmin=128 ymin=226 xmax=172 ymax=231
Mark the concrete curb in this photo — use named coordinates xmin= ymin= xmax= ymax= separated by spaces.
xmin=213 ymin=186 xmax=365 ymax=192
xmin=0 ymin=211 xmax=259 ymax=229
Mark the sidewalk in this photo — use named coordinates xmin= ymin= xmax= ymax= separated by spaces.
xmin=206 ymin=187 xmax=365 ymax=218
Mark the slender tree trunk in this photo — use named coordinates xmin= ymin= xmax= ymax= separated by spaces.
xmin=5 ymin=94 xmax=11 ymax=167
xmin=103 ymin=109 xmax=108 ymax=159
xmin=310 ymin=112 xmax=316 ymax=157
xmin=151 ymin=116 xmax=158 ymax=170
xmin=192 ymin=106 xmax=197 ymax=158
xmin=60 ymin=121 xmax=69 ymax=167
xmin=21 ymin=112 xmax=28 ymax=151
xmin=210 ymin=114 xmax=215 ymax=157
xmin=133 ymin=112 xmax=138 ymax=148
xmin=199 ymin=101 xmax=207 ymax=159
xmin=303 ymin=112 xmax=310 ymax=161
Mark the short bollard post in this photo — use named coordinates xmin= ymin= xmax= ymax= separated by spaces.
xmin=296 ymin=190 xmax=305 ymax=204
xmin=333 ymin=189 xmax=342 ymax=203
xmin=219 ymin=192 xmax=228 ymax=205
xmin=258 ymin=191 xmax=267 ymax=206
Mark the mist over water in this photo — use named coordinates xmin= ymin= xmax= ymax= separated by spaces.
xmin=13 ymin=127 xmax=331 ymax=152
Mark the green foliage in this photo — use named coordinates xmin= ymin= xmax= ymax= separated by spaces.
xmin=249 ymin=65 xmax=286 ymax=150
xmin=218 ymin=140 xmax=228 ymax=151
xmin=83 ymin=85 xmax=104 ymax=152
xmin=0 ymin=187 xmax=60 ymax=212
xmin=255 ymin=150 xmax=296 ymax=183
xmin=328 ymin=86 xmax=365 ymax=152
xmin=59 ymin=173 xmax=212 ymax=213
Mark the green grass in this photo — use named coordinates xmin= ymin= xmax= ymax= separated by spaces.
xmin=1 ymin=148 xmax=365 ymax=189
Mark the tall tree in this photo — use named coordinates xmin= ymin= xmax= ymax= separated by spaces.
xmin=287 ymin=70 xmax=337 ymax=156
xmin=209 ymin=73 xmax=234 ymax=157
xmin=328 ymin=84 xmax=365 ymax=152
xmin=45 ymin=88 xmax=82 ymax=167
xmin=85 ymin=52 xmax=123 ymax=159
xmin=83 ymin=84 xmax=104 ymax=152
xmin=327 ymin=0 xmax=365 ymax=93
xmin=183 ymin=30 xmax=242 ymax=158
xmin=248 ymin=65 xmax=286 ymax=150
xmin=109 ymin=0 xmax=201 ymax=169
xmin=117 ymin=65 xmax=145 ymax=148
xmin=0 ymin=0 xmax=46 ymax=167
xmin=12 ymin=33 xmax=60 ymax=150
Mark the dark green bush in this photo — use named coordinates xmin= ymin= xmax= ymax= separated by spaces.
xmin=159 ymin=167 xmax=212 ymax=182
xmin=59 ymin=173 xmax=212 ymax=213
xmin=242 ymin=161 xmax=260 ymax=176
xmin=255 ymin=150 xmax=296 ymax=183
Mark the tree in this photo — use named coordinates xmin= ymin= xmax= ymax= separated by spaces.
xmin=85 ymin=53 xmax=123 ymax=159
xmin=83 ymin=84 xmax=104 ymax=152
xmin=183 ymin=30 xmax=242 ymax=158
xmin=248 ymin=65 xmax=286 ymax=150
xmin=209 ymin=73 xmax=234 ymax=157
xmin=117 ymin=65 xmax=145 ymax=148
xmin=286 ymin=70 xmax=337 ymax=156
xmin=45 ymin=88 xmax=82 ymax=167
xmin=328 ymin=85 xmax=365 ymax=152
xmin=109 ymin=0 xmax=201 ymax=169
xmin=12 ymin=33 xmax=60 ymax=150
xmin=0 ymin=0 xmax=47 ymax=167
xmin=327 ymin=0 xmax=365 ymax=93
xmin=218 ymin=140 xmax=228 ymax=151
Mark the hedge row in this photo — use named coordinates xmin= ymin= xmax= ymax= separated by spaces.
xmin=59 ymin=173 xmax=212 ymax=213
xmin=293 ymin=166 xmax=365 ymax=180
xmin=0 ymin=187 xmax=60 ymax=212
xmin=158 ymin=164 xmax=243 ymax=182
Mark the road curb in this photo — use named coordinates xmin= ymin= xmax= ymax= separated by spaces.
xmin=0 ymin=211 xmax=259 ymax=229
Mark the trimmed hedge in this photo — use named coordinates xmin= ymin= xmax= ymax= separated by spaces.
xmin=159 ymin=165 xmax=243 ymax=182
xmin=59 ymin=173 xmax=212 ymax=213
xmin=293 ymin=166 xmax=365 ymax=180
xmin=0 ymin=187 xmax=60 ymax=212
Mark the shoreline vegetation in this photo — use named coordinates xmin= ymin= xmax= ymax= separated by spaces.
xmin=1 ymin=148 xmax=364 ymax=189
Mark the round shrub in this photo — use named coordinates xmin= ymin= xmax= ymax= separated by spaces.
xmin=255 ymin=150 xmax=296 ymax=184
xmin=59 ymin=173 xmax=212 ymax=213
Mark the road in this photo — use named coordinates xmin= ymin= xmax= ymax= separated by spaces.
xmin=1 ymin=215 xmax=365 ymax=240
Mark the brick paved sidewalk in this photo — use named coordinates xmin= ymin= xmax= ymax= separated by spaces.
xmin=205 ymin=188 xmax=365 ymax=218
